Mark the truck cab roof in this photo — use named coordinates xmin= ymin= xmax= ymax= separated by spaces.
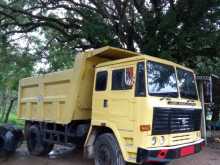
xmin=89 ymin=46 xmax=193 ymax=72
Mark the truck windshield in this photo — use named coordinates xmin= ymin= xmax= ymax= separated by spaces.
xmin=147 ymin=61 xmax=178 ymax=97
xmin=177 ymin=68 xmax=198 ymax=100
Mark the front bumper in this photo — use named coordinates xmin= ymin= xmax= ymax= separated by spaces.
xmin=137 ymin=139 xmax=205 ymax=164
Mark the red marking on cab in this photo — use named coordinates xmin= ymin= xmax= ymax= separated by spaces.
xmin=180 ymin=145 xmax=195 ymax=157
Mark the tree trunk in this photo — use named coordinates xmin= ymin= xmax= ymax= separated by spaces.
xmin=1 ymin=101 xmax=7 ymax=121
xmin=4 ymin=98 xmax=15 ymax=123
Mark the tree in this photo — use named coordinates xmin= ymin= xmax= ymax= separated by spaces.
xmin=0 ymin=29 xmax=33 ymax=123
xmin=0 ymin=0 xmax=219 ymax=123
xmin=0 ymin=0 xmax=219 ymax=72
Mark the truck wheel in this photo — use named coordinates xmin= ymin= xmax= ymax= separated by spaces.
xmin=27 ymin=125 xmax=53 ymax=156
xmin=94 ymin=133 xmax=125 ymax=165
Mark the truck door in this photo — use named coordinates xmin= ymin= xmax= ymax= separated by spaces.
xmin=107 ymin=66 xmax=135 ymax=131
xmin=92 ymin=66 xmax=135 ymax=131
xmin=92 ymin=70 xmax=109 ymax=120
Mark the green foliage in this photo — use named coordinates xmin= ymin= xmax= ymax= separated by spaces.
xmin=0 ymin=28 xmax=33 ymax=123
xmin=0 ymin=0 xmax=220 ymax=78
xmin=47 ymin=41 xmax=76 ymax=72
xmin=0 ymin=112 xmax=24 ymax=128
xmin=0 ymin=33 xmax=33 ymax=90
xmin=79 ymin=9 xmax=121 ymax=48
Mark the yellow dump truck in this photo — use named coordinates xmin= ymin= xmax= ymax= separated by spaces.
xmin=17 ymin=46 xmax=204 ymax=164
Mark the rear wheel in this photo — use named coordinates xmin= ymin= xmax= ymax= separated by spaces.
xmin=26 ymin=125 xmax=53 ymax=156
xmin=94 ymin=133 xmax=125 ymax=165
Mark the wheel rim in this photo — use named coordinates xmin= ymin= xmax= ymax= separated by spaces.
xmin=97 ymin=144 xmax=112 ymax=165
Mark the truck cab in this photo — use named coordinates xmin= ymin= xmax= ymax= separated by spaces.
xmin=89 ymin=54 xmax=204 ymax=164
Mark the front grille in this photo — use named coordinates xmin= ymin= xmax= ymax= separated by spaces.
xmin=152 ymin=107 xmax=201 ymax=135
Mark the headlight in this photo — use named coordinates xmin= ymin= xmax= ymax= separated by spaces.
xmin=160 ymin=136 xmax=165 ymax=145
xmin=152 ymin=136 xmax=157 ymax=145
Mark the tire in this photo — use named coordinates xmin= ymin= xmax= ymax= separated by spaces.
xmin=0 ymin=126 xmax=7 ymax=152
xmin=26 ymin=125 xmax=53 ymax=156
xmin=0 ymin=136 xmax=4 ymax=150
xmin=0 ymin=124 xmax=24 ymax=156
xmin=94 ymin=133 xmax=125 ymax=165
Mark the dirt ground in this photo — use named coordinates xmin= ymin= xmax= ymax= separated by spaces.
xmin=1 ymin=143 xmax=220 ymax=165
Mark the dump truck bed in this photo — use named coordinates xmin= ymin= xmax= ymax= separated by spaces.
xmin=18 ymin=55 xmax=94 ymax=123
xmin=17 ymin=46 xmax=139 ymax=124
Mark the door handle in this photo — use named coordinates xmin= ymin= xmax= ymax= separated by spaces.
xmin=103 ymin=99 xmax=108 ymax=108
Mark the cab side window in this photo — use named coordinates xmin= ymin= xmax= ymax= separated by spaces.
xmin=95 ymin=71 xmax=108 ymax=91
xmin=135 ymin=62 xmax=146 ymax=96
xmin=112 ymin=68 xmax=133 ymax=90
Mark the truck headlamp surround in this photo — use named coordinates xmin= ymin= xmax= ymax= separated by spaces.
xmin=152 ymin=136 xmax=157 ymax=145
xmin=160 ymin=136 xmax=165 ymax=145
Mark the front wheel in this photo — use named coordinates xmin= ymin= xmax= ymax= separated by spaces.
xmin=94 ymin=133 xmax=125 ymax=165
xmin=26 ymin=125 xmax=53 ymax=156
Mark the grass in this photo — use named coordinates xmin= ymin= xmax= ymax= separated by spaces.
xmin=0 ymin=112 xmax=24 ymax=128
